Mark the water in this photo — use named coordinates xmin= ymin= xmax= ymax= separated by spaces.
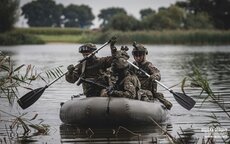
xmin=0 ymin=44 xmax=230 ymax=143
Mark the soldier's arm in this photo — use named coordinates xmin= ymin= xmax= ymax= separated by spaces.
xmin=99 ymin=56 xmax=113 ymax=69
xmin=110 ymin=37 xmax=117 ymax=56
xmin=148 ymin=63 xmax=161 ymax=81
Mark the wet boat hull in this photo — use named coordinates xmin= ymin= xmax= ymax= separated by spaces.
xmin=60 ymin=97 xmax=168 ymax=127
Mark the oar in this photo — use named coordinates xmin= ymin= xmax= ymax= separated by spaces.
xmin=17 ymin=40 xmax=111 ymax=109
xmin=17 ymin=72 xmax=66 ymax=109
xmin=127 ymin=60 xmax=196 ymax=110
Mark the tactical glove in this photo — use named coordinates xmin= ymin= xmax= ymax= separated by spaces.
xmin=149 ymin=74 xmax=157 ymax=81
xmin=110 ymin=36 xmax=117 ymax=46
xmin=67 ymin=64 xmax=75 ymax=73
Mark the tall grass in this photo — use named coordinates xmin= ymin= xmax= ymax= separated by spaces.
xmin=0 ymin=31 xmax=45 ymax=45
xmin=182 ymin=65 xmax=230 ymax=143
xmin=10 ymin=28 xmax=230 ymax=45
xmin=99 ymin=30 xmax=230 ymax=45
xmin=0 ymin=52 xmax=64 ymax=143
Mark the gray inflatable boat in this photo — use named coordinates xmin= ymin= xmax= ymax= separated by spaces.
xmin=60 ymin=97 xmax=168 ymax=127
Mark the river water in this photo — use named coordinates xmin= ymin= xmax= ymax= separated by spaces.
xmin=0 ymin=44 xmax=230 ymax=144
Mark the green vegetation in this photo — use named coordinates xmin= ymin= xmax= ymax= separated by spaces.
xmin=2 ymin=28 xmax=229 ymax=45
xmin=1 ymin=0 xmax=230 ymax=45
xmin=19 ymin=0 xmax=230 ymax=30
xmin=0 ymin=31 xmax=45 ymax=45
xmin=0 ymin=52 xmax=64 ymax=143
xmin=181 ymin=66 xmax=230 ymax=143
xmin=0 ymin=0 xmax=19 ymax=32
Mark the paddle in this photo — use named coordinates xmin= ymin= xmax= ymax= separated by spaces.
xmin=78 ymin=77 xmax=113 ymax=92
xmin=127 ymin=60 xmax=196 ymax=110
xmin=17 ymin=40 xmax=111 ymax=109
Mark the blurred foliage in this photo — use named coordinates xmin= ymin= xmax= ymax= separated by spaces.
xmin=176 ymin=0 xmax=230 ymax=29
xmin=0 ymin=31 xmax=45 ymax=45
xmin=63 ymin=4 xmax=94 ymax=28
xmin=98 ymin=7 xmax=127 ymax=28
xmin=0 ymin=0 xmax=19 ymax=32
xmin=21 ymin=0 xmax=63 ymax=27
xmin=19 ymin=0 xmax=230 ymax=30
xmin=0 ymin=51 xmax=63 ymax=103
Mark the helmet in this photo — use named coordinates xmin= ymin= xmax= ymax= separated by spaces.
xmin=79 ymin=43 xmax=97 ymax=53
xmin=111 ymin=57 xmax=129 ymax=76
xmin=132 ymin=42 xmax=148 ymax=56
xmin=112 ymin=50 xmax=129 ymax=71
xmin=112 ymin=57 xmax=129 ymax=70
xmin=114 ymin=49 xmax=129 ymax=60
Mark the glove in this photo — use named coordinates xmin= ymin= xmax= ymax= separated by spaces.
xmin=110 ymin=36 xmax=117 ymax=46
xmin=108 ymin=90 xmax=122 ymax=97
xmin=149 ymin=75 xmax=157 ymax=81
xmin=67 ymin=64 xmax=75 ymax=73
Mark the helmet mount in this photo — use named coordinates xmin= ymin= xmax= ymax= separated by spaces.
xmin=79 ymin=43 xmax=97 ymax=53
xmin=132 ymin=41 xmax=148 ymax=55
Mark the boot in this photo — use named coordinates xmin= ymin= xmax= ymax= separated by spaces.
xmin=155 ymin=92 xmax=173 ymax=110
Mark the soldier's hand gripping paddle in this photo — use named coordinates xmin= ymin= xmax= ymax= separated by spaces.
xmin=127 ymin=60 xmax=196 ymax=110
xmin=17 ymin=39 xmax=112 ymax=109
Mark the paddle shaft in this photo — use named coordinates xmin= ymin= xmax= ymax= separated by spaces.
xmin=127 ymin=60 xmax=171 ymax=92
xmin=127 ymin=60 xmax=196 ymax=110
xmin=17 ymin=40 xmax=111 ymax=109
xmin=79 ymin=40 xmax=111 ymax=63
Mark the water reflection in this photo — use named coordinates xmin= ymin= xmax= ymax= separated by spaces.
xmin=0 ymin=44 xmax=230 ymax=143
xmin=59 ymin=124 xmax=170 ymax=143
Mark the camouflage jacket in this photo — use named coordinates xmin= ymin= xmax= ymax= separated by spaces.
xmin=111 ymin=73 xmax=141 ymax=99
xmin=65 ymin=56 xmax=113 ymax=97
xmin=130 ymin=61 xmax=161 ymax=94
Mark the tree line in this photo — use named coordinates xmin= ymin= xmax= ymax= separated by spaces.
xmin=1 ymin=0 xmax=230 ymax=32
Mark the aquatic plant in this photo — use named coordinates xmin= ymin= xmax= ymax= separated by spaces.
xmin=185 ymin=66 xmax=230 ymax=118
xmin=0 ymin=51 xmax=63 ymax=142
xmin=181 ymin=65 xmax=230 ymax=143
xmin=0 ymin=51 xmax=64 ymax=103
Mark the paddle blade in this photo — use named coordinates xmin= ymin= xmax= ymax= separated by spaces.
xmin=17 ymin=87 xmax=46 ymax=109
xmin=172 ymin=92 xmax=196 ymax=110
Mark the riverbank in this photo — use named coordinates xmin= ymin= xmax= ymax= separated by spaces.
xmin=1 ymin=28 xmax=230 ymax=45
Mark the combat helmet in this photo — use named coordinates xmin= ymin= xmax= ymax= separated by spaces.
xmin=132 ymin=41 xmax=148 ymax=55
xmin=112 ymin=50 xmax=129 ymax=71
xmin=79 ymin=43 xmax=97 ymax=53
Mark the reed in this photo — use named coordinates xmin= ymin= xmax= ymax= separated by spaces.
xmin=182 ymin=65 xmax=230 ymax=143
xmin=14 ymin=27 xmax=89 ymax=35
xmin=0 ymin=52 xmax=65 ymax=142
xmin=0 ymin=31 xmax=45 ymax=45
xmin=10 ymin=28 xmax=230 ymax=45
xmin=187 ymin=66 xmax=230 ymax=118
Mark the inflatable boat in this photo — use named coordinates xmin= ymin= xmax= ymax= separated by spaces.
xmin=59 ymin=97 xmax=168 ymax=127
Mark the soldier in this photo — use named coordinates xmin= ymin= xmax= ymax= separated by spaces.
xmin=66 ymin=42 xmax=115 ymax=97
xmin=130 ymin=42 xmax=173 ymax=110
xmin=107 ymin=50 xmax=141 ymax=99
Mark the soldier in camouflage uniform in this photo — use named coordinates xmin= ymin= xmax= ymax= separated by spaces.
xmin=108 ymin=50 xmax=141 ymax=99
xmin=130 ymin=42 xmax=173 ymax=109
xmin=66 ymin=43 xmax=115 ymax=97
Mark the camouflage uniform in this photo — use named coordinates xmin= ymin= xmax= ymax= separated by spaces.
xmin=65 ymin=43 xmax=113 ymax=97
xmin=111 ymin=72 xmax=141 ymax=99
xmin=131 ymin=42 xmax=173 ymax=109
xmin=109 ymin=50 xmax=141 ymax=99
xmin=132 ymin=61 xmax=161 ymax=96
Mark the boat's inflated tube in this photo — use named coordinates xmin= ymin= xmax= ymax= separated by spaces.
xmin=60 ymin=97 xmax=168 ymax=126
